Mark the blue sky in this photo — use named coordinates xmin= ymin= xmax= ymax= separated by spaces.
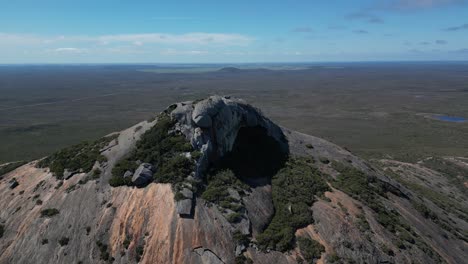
xmin=1 ymin=0 xmax=468 ymax=63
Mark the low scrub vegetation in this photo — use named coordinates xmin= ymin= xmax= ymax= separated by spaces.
xmin=58 ymin=237 xmax=69 ymax=246
xmin=96 ymin=240 xmax=110 ymax=261
xmin=332 ymin=162 xmax=443 ymax=261
xmin=298 ymin=237 xmax=325 ymax=263
xmin=0 ymin=224 xmax=4 ymax=238
xmin=257 ymin=157 xmax=330 ymax=251
xmin=136 ymin=244 xmax=145 ymax=262
xmin=37 ymin=135 xmax=117 ymax=179
xmin=423 ymin=157 xmax=468 ymax=196
xmin=110 ymin=113 xmax=194 ymax=187
xmin=40 ymin=208 xmax=59 ymax=217
xmin=201 ymin=170 xmax=248 ymax=203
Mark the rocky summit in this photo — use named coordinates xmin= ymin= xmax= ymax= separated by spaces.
xmin=0 ymin=96 xmax=467 ymax=264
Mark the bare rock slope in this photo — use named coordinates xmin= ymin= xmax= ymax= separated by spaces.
xmin=0 ymin=96 xmax=467 ymax=264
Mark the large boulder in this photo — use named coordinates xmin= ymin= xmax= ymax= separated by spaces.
xmin=8 ymin=178 xmax=19 ymax=189
xmin=191 ymin=96 xmax=225 ymax=127
xmin=176 ymin=199 xmax=193 ymax=216
xmin=131 ymin=163 xmax=154 ymax=187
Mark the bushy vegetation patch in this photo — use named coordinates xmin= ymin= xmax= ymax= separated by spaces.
xmin=0 ymin=224 xmax=4 ymax=238
xmin=235 ymin=255 xmax=253 ymax=264
xmin=256 ymin=158 xmax=330 ymax=251
xmin=423 ymin=157 xmax=468 ymax=196
xmin=135 ymin=244 xmax=144 ymax=262
xmin=0 ymin=161 xmax=27 ymax=178
xmin=78 ymin=168 xmax=102 ymax=185
xmin=298 ymin=237 xmax=325 ymax=263
xmin=331 ymin=162 xmax=407 ymax=232
xmin=110 ymin=113 xmax=194 ymax=187
xmin=332 ymin=162 xmax=444 ymax=260
xmin=40 ymin=208 xmax=59 ymax=217
xmin=201 ymin=170 xmax=248 ymax=203
xmin=384 ymin=165 xmax=468 ymax=241
xmin=96 ymin=240 xmax=110 ymax=261
xmin=58 ymin=237 xmax=69 ymax=246
xmin=37 ymin=135 xmax=117 ymax=179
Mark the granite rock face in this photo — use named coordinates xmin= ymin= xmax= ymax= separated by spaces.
xmin=0 ymin=96 xmax=467 ymax=264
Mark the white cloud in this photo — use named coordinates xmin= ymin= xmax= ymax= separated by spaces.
xmin=378 ymin=0 xmax=465 ymax=10
xmin=53 ymin=47 xmax=87 ymax=53
xmin=160 ymin=49 xmax=209 ymax=55
xmin=0 ymin=32 xmax=253 ymax=47
xmin=97 ymin=33 xmax=252 ymax=46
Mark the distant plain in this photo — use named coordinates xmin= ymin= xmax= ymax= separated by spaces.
xmin=0 ymin=62 xmax=467 ymax=163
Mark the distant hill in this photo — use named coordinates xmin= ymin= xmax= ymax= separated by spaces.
xmin=217 ymin=67 xmax=243 ymax=73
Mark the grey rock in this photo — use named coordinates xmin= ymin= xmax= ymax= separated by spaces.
xmin=227 ymin=188 xmax=240 ymax=201
xmin=9 ymin=178 xmax=19 ymax=189
xmin=235 ymin=244 xmax=246 ymax=256
xmin=243 ymin=185 xmax=274 ymax=236
xmin=131 ymin=163 xmax=154 ymax=187
xmin=181 ymin=188 xmax=193 ymax=199
xmin=193 ymin=247 xmax=224 ymax=264
xmin=191 ymin=96 xmax=225 ymax=127
xmin=175 ymin=95 xmax=289 ymax=179
xmin=236 ymin=218 xmax=250 ymax=235
xmin=176 ymin=199 xmax=192 ymax=216
xmin=63 ymin=169 xmax=76 ymax=180
xmin=123 ymin=170 xmax=133 ymax=178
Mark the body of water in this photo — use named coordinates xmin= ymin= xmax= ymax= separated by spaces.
xmin=433 ymin=115 xmax=466 ymax=122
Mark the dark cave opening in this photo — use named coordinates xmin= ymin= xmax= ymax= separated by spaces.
xmin=213 ymin=126 xmax=288 ymax=186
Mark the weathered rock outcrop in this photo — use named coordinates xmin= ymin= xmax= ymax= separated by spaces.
xmin=171 ymin=96 xmax=288 ymax=178
xmin=131 ymin=163 xmax=155 ymax=187
xmin=0 ymin=96 xmax=467 ymax=264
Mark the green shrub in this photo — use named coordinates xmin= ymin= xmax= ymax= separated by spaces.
xmin=37 ymin=135 xmax=117 ymax=179
xmin=305 ymin=144 xmax=314 ymax=149
xmin=233 ymin=230 xmax=250 ymax=247
xmin=136 ymin=245 xmax=144 ymax=262
xmin=153 ymin=155 xmax=193 ymax=184
xmin=227 ymin=212 xmax=242 ymax=223
xmin=319 ymin=157 xmax=330 ymax=164
xmin=257 ymin=157 xmax=330 ymax=251
xmin=174 ymin=191 xmax=185 ymax=201
xmin=109 ymin=175 xmax=132 ymax=187
xmin=356 ymin=214 xmax=370 ymax=232
xmin=298 ymin=237 xmax=325 ymax=262
xmin=201 ymin=169 xmax=247 ymax=203
xmin=96 ymin=240 xmax=110 ymax=261
xmin=191 ymin=150 xmax=202 ymax=160
xmin=58 ymin=237 xmax=69 ymax=246
xmin=91 ymin=168 xmax=101 ymax=178
xmin=0 ymin=224 xmax=4 ymax=238
xmin=111 ymin=113 xmax=194 ymax=187
xmin=328 ymin=253 xmax=341 ymax=263
xmin=235 ymin=255 xmax=253 ymax=264
xmin=0 ymin=161 xmax=27 ymax=178
xmin=40 ymin=208 xmax=59 ymax=217
xmin=41 ymin=238 xmax=48 ymax=245
xmin=123 ymin=237 xmax=131 ymax=249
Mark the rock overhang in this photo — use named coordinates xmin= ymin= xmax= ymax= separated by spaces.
xmin=169 ymin=95 xmax=289 ymax=178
